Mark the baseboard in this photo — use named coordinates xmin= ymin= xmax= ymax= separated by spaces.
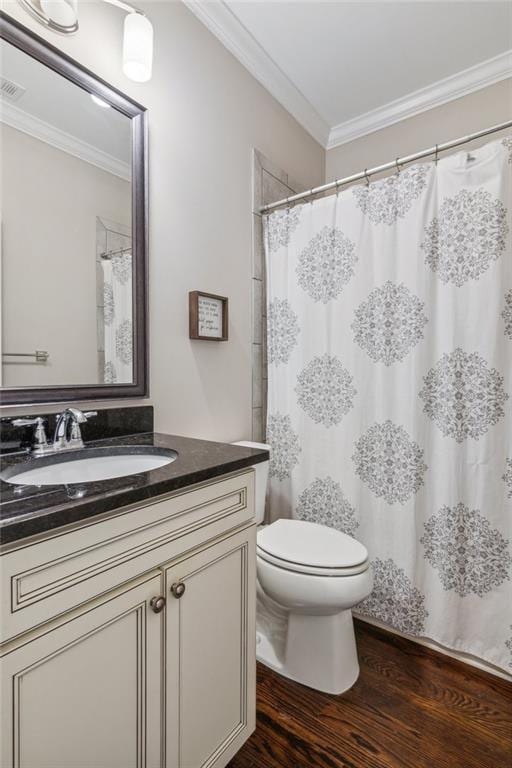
xmin=354 ymin=613 xmax=512 ymax=683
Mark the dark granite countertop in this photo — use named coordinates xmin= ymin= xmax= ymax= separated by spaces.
xmin=0 ymin=432 xmax=269 ymax=545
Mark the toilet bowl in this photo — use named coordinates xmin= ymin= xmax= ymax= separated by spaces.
xmin=232 ymin=441 xmax=373 ymax=695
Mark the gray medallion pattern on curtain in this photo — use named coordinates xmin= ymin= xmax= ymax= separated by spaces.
xmin=297 ymin=226 xmax=357 ymax=303
xmin=421 ymin=189 xmax=508 ymax=286
xmin=267 ymin=207 xmax=301 ymax=254
xmin=352 ymin=165 xmax=429 ymax=225
xmin=296 ymin=354 xmax=356 ymax=426
xmin=503 ymin=290 xmax=512 ymax=339
xmin=264 ymin=137 xmax=512 ymax=671
xmin=268 ymin=299 xmax=300 ymax=364
xmin=103 ymin=284 xmax=115 ymax=326
xmin=421 ymin=503 xmax=512 ymax=597
xmin=352 ymin=421 xmax=427 ymax=504
xmin=357 ymin=558 xmax=428 ymax=635
xmin=103 ymin=361 xmax=117 ymax=383
xmin=419 ymin=348 xmax=508 ymax=442
xmin=111 ymin=253 xmax=132 ymax=284
xmin=503 ymin=137 xmax=512 ymax=163
xmin=503 ymin=459 xmax=512 ymax=499
xmin=352 ymin=281 xmax=428 ymax=365
xmin=296 ymin=477 xmax=359 ymax=536
xmin=115 ymin=320 xmax=133 ymax=365
xmin=267 ymin=414 xmax=301 ymax=480
xmin=506 ymin=629 xmax=512 ymax=667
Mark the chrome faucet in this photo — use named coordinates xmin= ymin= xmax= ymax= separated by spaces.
xmin=11 ymin=408 xmax=97 ymax=457
xmin=53 ymin=408 xmax=97 ymax=451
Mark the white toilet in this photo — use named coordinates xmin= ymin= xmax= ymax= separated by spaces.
xmin=233 ymin=441 xmax=373 ymax=695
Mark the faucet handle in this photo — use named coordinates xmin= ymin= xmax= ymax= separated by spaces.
xmin=69 ymin=411 xmax=96 ymax=446
xmin=11 ymin=417 xmax=42 ymax=427
xmin=11 ymin=417 xmax=49 ymax=453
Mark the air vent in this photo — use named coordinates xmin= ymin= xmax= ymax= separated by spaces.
xmin=0 ymin=77 xmax=26 ymax=102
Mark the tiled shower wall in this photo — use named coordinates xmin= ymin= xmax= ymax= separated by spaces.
xmin=251 ymin=150 xmax=299 ymax=441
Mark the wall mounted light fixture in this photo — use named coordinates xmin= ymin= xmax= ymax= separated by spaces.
xmin=16 ymin=0 xmax=154 ymax=82
xmin=17 ymin=0 xmax=78 ymax=33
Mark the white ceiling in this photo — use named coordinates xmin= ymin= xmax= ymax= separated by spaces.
xmin=187 ymin=1 xmax=512 ymax=147
xmin=0 ymin=39 xmax=131 ymax=172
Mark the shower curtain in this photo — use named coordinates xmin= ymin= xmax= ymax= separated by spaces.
xmin=101 ymin=252 xmax=133 ymax=384
xmin=264 ymin=135 xmax=512 ymax=672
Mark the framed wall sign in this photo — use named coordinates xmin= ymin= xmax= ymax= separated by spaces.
xmin=189 ymin=291 xmax=229 ymax=341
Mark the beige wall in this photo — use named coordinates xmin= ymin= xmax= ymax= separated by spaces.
xmin=325 ymin=79 xmax=512 ymax=181
xmin=0 ymin=1 xmax=324 ymax=440
xmin=4 ymin=1 xmax=506 ymax=442
xmin=1 ymin=124 xmax=131 ymax=387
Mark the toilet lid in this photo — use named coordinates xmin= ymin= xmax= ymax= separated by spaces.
xmin=257 ymin=519 xmax=368 ymax=573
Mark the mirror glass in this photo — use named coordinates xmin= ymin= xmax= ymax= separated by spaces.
xmin=0 ymin=38 xmax=134 ymax=389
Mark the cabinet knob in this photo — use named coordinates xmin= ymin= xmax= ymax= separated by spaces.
xmin=170 ymin=582 xmax=186 ymax=599
xmin=149 ymin=595 xmax=166 ymax=613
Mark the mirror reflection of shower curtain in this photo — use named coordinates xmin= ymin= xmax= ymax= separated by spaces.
xmin=101 ymin=252 xmax=133 ymax=384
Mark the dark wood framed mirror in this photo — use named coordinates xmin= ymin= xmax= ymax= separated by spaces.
xmin=0 ymin=12 xmax=148 ymax=405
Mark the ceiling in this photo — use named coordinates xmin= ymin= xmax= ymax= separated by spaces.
xmin=0 ymin=39 xmax=131 ymax=175
xmin=186 ymin=1 xmax=512 ymax=148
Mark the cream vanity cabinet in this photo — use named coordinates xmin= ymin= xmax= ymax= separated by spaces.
xmin=0 ymin=470 xmax=256 ymax=768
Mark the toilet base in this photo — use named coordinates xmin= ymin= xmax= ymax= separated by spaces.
xmin=257 ymin=609 xmax=360 ymax=695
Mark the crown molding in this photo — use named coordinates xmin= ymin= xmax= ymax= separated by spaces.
xmin=327 ymin=50 xmax=512 ymax=149
xmin=183 ymin=0 xmax=330 ymax=147
xmin=0 ymin=101 xmax=131 ymax=180
xmin=183 ymin=2 xmax=512 ymax=152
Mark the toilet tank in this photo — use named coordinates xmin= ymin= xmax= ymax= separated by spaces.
xmin=232 ymin=441 xmax=269 ymax=524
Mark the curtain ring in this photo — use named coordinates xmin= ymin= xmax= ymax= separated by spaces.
xmin=395 ymin=157 xmax=402 ymax=175
xmin=434 ymin=144 xmax=439 ymax=165
xmin=364 ymin=169 xmax=370 ymax=186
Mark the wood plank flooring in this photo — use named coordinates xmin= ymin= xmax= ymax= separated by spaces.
xmin=229 ymin=619 xmax=512 ymax=768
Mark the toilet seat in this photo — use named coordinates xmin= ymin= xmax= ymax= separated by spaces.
xmin=257 ymin=548 xmax=369 ymax=576
xmin=257 ymin=519 xmax=369 ymax=577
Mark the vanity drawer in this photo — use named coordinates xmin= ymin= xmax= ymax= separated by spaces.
xmin=1 ymin=470 xmax=254 ymax=643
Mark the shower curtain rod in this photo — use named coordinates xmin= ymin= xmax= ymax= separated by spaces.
xmin=260 ymin=118 xmax=512 ymax=214
xmin=100 ymin=246 xmax=131 ymax=260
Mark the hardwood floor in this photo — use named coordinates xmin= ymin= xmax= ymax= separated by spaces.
xmin=229 ymin=619 xmax=512 ymax=768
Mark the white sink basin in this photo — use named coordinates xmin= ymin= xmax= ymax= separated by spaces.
xmin=2 ymin=448 xmax=177 ymax=486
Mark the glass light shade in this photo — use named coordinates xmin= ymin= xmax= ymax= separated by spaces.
xmin=39 ymin=0 xmax=77 ymax=27
xmin=123 ymin=12 xmax=153 ymax=83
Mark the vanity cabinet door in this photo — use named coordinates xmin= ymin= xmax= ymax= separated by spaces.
xmin=165 ymin=527 xmax=256 ymax=768
xmin=1 ymin=572 xmax=164 ymax=768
